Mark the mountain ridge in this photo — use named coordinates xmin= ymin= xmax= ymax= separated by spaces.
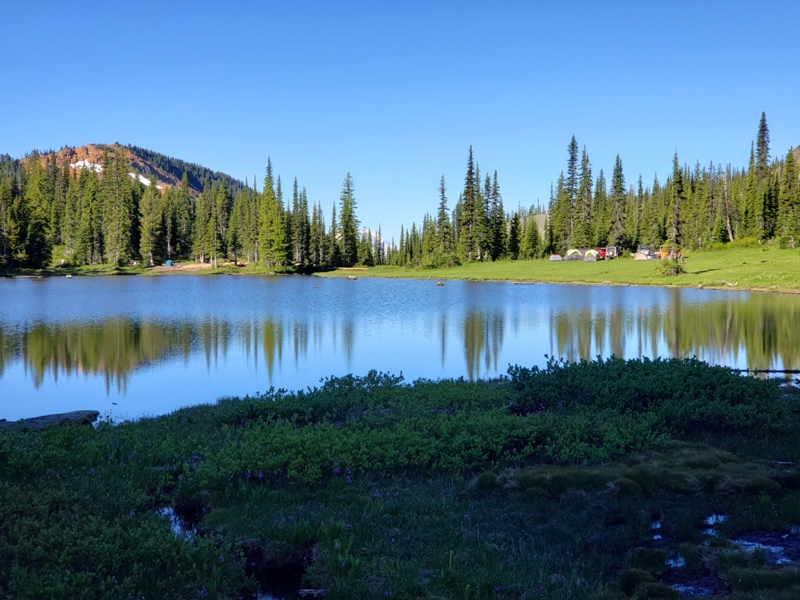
xmin=12 ymin=143 xmax=245 ymax=196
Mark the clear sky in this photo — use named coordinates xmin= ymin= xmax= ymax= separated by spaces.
xmin=2 ymin=1 xmax=798 ymax=241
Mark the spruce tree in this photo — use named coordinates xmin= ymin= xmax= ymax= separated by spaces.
xmin=565 ymin=135 xmax=579 ymax=240
xmin=667 ymin=153 xmax=685 ymax=246
xmin=101 ymin=147 xmax=134 ymax=265
xmin=174 ymin=172 xmax=193 ymax=257
xmin=573 ymin=147 xmax=593 ymax=248
xmin=436 ymin=175 xmax=453 ymax=256
xmin=508 ymin=212 xmax=520 ymax=259
xmin=756 ymin=112 xmax=770 ymax=180
xmin=338 ymin=173 xmax=359 ymax=266
xmin=608 ymin=155 xmax=627 ymax=248
xmin=778 ymin=148 xmax=799 ymax=246
xmin=488 ymin=171 xmax=506 ymax=260
xmin=138 ymin=177 xmax=162 ymax=266
xmin=591 ymin=170 xmax=609 ymax=246
xmin=0 ymin=171 xmax=11 ymax=266
xmin=258 ymin=164 xmax=288 ymax=268
xmin=23 ymin=152 xmax=53 ymax=268
xmin=457 ymin=147 xmax=481 ymax=261
xmin=520 ymin=209 xmax=541 ymax=259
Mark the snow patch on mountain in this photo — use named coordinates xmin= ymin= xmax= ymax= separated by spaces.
xmin=69 ymin=160 xmax=163 ymax=190
xmin=129 ymin=173 xmax=163 ymax=190
xmin=69 ymin=159 xmax=103 ymax=172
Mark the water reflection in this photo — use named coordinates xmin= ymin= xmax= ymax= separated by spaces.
xmin=1 ymin=277 xmax=799 ymax=420
xmin=547 ymin=290 xmax=800 ymax=372
xmin=4 ymin=292 xmax=796 ymax=390
xmin=463 ymin=311 xmax=504 ymax=380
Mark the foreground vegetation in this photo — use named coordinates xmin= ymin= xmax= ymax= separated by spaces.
xmin=2 ymin=358 xmax=800 ymax=599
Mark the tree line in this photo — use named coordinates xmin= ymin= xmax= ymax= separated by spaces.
xmin=1 ymin=113 xmax=797 ymax=271
xmin=0 ymin=147 xmax=379 ymax=271
xmin=393 ymin=112 xmax=799 ymax=266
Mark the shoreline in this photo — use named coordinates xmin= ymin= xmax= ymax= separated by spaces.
xmin=3 ymin=247 xmax=799 ymax=294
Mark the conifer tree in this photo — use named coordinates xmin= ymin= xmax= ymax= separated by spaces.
xmin=76 ymin=169 xmax=102 ymax=264
xmin=0 ymin=171 xmax=12 ymax=265
xmin=61 ymin=172 xmax=79 ymax=261
xmin=213 ymin=180 xmax=230 ymax=259
xmin=101 ymin=147 xmax=134 ymax=265
xmin=667 ymin=153 xmax=685 ymax=246
xmin=436 ymin=175 xmax=453 ymax=256
xmin=591 ymin=170 xmax=609 ymax=246
xmin=358 ymin=229 xmax=374 ymax=266
xmin=258 ymin=163 xmax=288 ymax=268
xmin=778 ymin=148 xmax=799 ymax=246
xmin=174 ymin=172 xmax=193 ymax=257
xmin=743 ymin=144 xmax=760 ymax=237
xmin=550 ymin=173 xmax=571 ymax=251
xmin=508 ymin=212 xmax=520 ymax=259
xmin=309 ymin=202 xmax=326 ymax=267
xmin=573 ymin=147 xmax=593 ymax=248
xmin=520 ymin=209 xmax=541 ymax=259
xmin=457 ymin=147 xmax=481 ymax=261
xmin=193 ymin=178 xmax=212 ymax=262
xmin=227 ymin=189 xmax=250 ymax=265
xmin=138 ymin=177 xmax=162 ymax=266
xmin=488 ymin=171 xmax=506 ymax=260
xmin=756 ymin=112 xmax=770 ymax=180
xmin=23 ymin=152 xmax=53 ymax=268
xmin=329 ymin=204 xmax=341 ymax=266
xmin=565 ymin=135 xmax=579 ymax=241
xmin=608 ymin=155 xmax=627 ymax=248
xmin=375 ymin=224 xmax=384 ymax=265
xmin=161 ymin=187 xmax=175 ymax=260
xmin=339 ymin=173 xmax=359 ymax=266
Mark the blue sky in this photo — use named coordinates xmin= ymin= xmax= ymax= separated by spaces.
xmin=2 ymin=1 xmax=798 ymax=241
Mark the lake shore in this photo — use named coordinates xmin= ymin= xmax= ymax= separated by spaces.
xmin=317 ymin=247 xmax=800 ymax=294
xmin=2 ymin=358 xmax=799 ymax=598
xmin=4 ymin=247 xmax=799 ymax=293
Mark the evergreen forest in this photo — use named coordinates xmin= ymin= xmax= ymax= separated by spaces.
xmin=1 ymin=114 xmax=797 ymax=272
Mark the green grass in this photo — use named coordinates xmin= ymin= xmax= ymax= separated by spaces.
xmin=319 ymin=247 xmax=800 ymax=293
xmin=2 ymin=358 xmax=800 ymax=598
xmin=5 ymin=247 xmax=800 ymax=293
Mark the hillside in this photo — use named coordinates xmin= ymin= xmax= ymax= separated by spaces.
xmin=10 ymin=143 xmax=245 ymax=196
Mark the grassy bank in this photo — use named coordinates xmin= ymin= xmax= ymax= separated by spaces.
xmin=2 ymin=358 xmax=800 ymax=598
xmin=4 ymin=247 xmax=799 ymax=293
xmin=319 ymin=247 xmax=800 ymax=293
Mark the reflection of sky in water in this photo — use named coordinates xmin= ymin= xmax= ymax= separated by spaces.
xmin=0 ymin=276 xmax=798 ymax=421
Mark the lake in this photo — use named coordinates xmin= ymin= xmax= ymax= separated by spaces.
xmin=1 ymin=275 xmax=798 ymax=421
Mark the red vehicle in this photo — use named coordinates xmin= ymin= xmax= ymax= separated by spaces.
xmin=594 ymin=247 xmax=607 ymax=260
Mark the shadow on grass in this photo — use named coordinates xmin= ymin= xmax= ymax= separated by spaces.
xmin=691 ymin=268 xmax=723 ymax=275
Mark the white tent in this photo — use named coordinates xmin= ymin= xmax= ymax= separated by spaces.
xmin=549 ymin=253 xmax=563 ymax=261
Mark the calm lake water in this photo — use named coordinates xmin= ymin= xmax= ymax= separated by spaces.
xmin=1 ymin=275 xmax=799 ymax=421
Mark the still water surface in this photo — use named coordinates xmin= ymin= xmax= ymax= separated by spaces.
xmin=1 ymin=275 xmax=798 ymax=421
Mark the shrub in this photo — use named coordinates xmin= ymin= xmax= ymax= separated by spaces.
xmin=654 ymin=258 xmax=685 ymax=277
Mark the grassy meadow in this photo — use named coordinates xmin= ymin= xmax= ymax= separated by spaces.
xmin=319 ymin=247 xmax=800 ymax=293
xmin=4 ymin=246 xmax=800 ymax=294
xmin=3 ymin=358 xmax=800 ymax=599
